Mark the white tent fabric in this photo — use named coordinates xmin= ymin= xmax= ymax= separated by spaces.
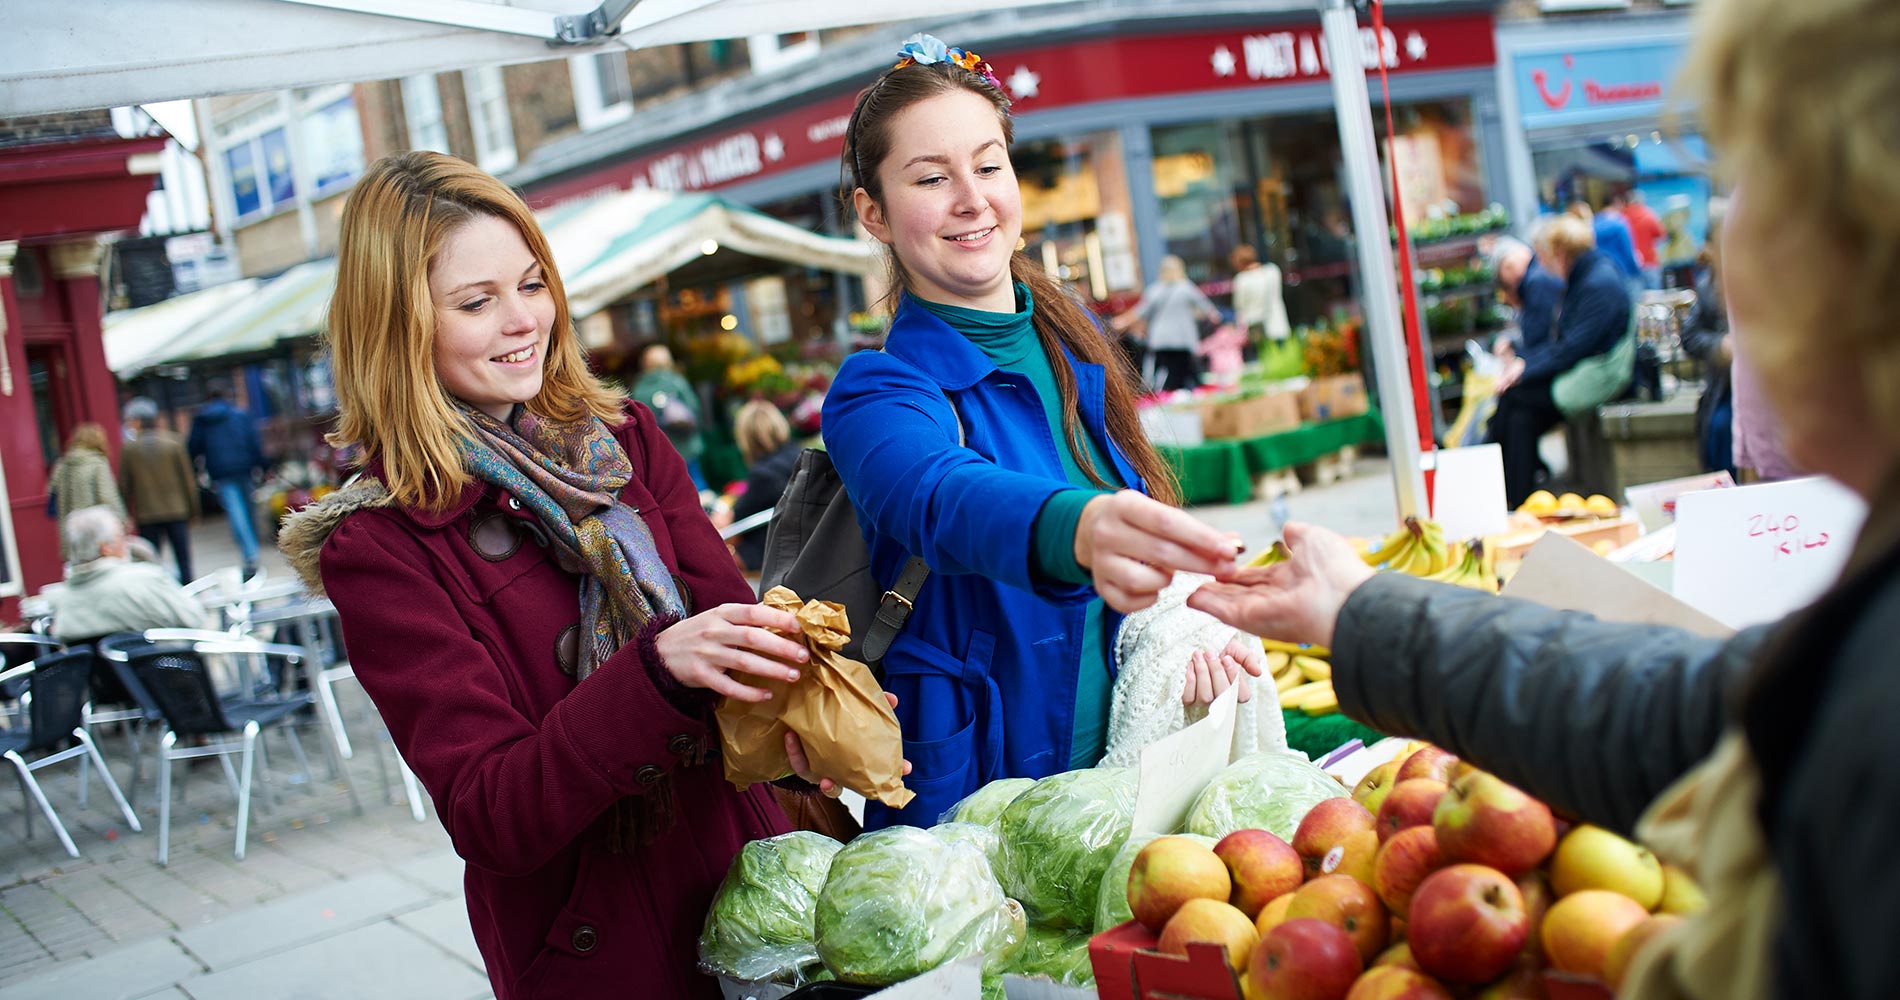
xmin=543 ymin=188 xmax=878 ymax=319
xmin=0 ymin=0 xmax=1071 ymax=115
xmin=104 ymin=277 xmax=263 ymax=374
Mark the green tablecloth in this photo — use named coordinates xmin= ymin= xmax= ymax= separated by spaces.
xmin=1283 ymin=710 xmax=1387 ymax=763
xmin=1162 ymin=411 xmax=1386 ymax=506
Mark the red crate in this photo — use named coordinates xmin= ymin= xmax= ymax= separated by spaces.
xmin=1088 ymin=921 xmax=1243 ymax=1000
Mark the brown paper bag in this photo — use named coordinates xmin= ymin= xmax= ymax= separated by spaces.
xmin=715 ymin=587 xmax=915 ymax=809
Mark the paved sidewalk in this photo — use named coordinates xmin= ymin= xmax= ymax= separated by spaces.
xmin=0 ymin=459 xmax=1399 ymax=999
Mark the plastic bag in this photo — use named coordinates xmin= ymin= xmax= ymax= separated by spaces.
xmin=997 ymin=767 xmax=1139 ymax=929
xmin=815 ymin=826 xmax=1026 ymax=985
xmin=1093 ymin=832 xmax=1218 ymax=933
xmin=946 ymin=776 xmax=1036 ymax=828
xmin=698 ymin=831 xmax=843 ymax=984
xmin=1000 ymin=923 xmax=1096 ymax=987
xmin=931 ymin=821 xmax=1005 ymax=880
xmin=1183 ymin=750 xmax=1346 ymax=841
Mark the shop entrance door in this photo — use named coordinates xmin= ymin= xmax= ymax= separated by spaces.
xmin=25 ymin=343 xmax=74 ymax=470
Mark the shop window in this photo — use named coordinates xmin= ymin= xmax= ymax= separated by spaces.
xmin=749 ymin=32 xmax=819 ymax=74
xmin=465 ymin=66 xmax=517 ymax=173
xmin=402 ymin=75 xmax=449 ymax=153
xmin=304 ymin=97 xmax=365 ymax=193
xmin=1014 ymin=131 xmax=1139 ymax=303
xmin=571 ymin=52 xmax=635 ymax=131
xmin=1532 ymin=130 xmax=1713 ymax=276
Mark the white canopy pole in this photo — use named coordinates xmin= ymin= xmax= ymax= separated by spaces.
xmin=1320 ymin=0 xmax=1427 ymax=520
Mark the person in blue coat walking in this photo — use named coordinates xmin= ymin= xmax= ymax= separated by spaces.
xmin=188 ymin=385 xmax=268 ymax=576
xmin=822 ymin=35 xmax=1254 ymax=829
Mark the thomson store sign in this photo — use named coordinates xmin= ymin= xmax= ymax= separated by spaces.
xmin=1512 ymin=38 xmax=1686 ymax=130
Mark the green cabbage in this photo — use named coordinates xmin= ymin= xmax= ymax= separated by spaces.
xmin=698 ymin=831 xmax=842 ymax=984
xmin=948 ymin=776 xmax=1037 ymax=827
xmin=1184 ymin=751 xmax=1346 ymax=841
xmin=1093 ymin=832 xmax=1218 ymax=933
xmin=931 ymin=821 xmax=1004 ymax=879
xmin=815 ymin=826 xmax=1027 ymax=985
xmin=1001 ymin=923 xmax=1095 ymax=986
xmin=997 ymin=768 xmax=1138 ymax=929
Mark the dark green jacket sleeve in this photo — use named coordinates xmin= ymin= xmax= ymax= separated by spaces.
xmin=1332 ymin=573 xmax=1769 ymax=835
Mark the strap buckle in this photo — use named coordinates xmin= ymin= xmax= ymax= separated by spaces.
xmin=880 ymin=589 xmax=914 ymax=612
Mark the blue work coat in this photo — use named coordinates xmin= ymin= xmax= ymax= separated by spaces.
xmin=822 ymin=295 xmax=1146 ymax=829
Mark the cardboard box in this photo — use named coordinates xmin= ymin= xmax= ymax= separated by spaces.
xmin=1089 ymin=921 xmax=1243 ymax=1000
xmin=1487 ymin=513 xmax=1643 ymax=571
xmin=1199 ymin=391 xmax=1301 ymax=440
xmin=1140 ymin=404 xmax=1205 ymax=447
xmin=1297 ymin=373 xmax=1369 ymax=422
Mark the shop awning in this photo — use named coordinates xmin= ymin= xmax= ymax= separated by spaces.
xmin=543 ymin=188 xmax=879 ymax=319
xmin=1 ymin=0 xmax=1069 ymax=116
xmin=104 ymin=276 xmax=264 ymax=375
xmin=108 ymin=259 xmax=334 ymax=377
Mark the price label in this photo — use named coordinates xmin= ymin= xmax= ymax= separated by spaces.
xmin=1674 ymin=477 xmax=1866 ymax=628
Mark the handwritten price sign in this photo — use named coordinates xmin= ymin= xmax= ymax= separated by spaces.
xmin=1675 ymin=477 xmax=1867 ymax=628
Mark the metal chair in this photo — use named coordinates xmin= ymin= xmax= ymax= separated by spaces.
xmin=91 ymin=633 xmax=186 ymax=809
xmin=117 ymin=633 xmax=314 ymax=864
xmin=0 ymin=648 xmax=142 ymax=858
xmin=0 ymin=634 xmax=64 ymax=727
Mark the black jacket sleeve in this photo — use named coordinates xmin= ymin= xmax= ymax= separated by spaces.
xmin=1332 ymin=574 xmax=1768 ymax=834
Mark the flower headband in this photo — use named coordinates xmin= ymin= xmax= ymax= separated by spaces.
xmin=893 ymin=33 xmax=1007 ymax=97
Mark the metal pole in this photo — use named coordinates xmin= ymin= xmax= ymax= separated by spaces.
xmin=1320 ymin=0 xmax=1427 ymax=519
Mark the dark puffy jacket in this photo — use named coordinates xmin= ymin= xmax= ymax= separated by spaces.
xmin=729 ymin=441 xmax=802 ymax=572
xmin=188 ymin=399 xmax=265 ymax=481
xmin=1332 ymin=475 xmax=1900 ymax=999
xmin=1521 ymin=249 xmax=1632 ymax=384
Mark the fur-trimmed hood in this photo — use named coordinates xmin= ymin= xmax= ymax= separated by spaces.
xmin=276 ymin=475 xmax=391 ymax=596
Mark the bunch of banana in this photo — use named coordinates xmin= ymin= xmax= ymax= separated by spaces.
xmin=1421 ymin=538 xmax=1500 ymax=593
xmin=1264 ymin=638 xmax=1338 ymax=716
xmin=1246 ymin=539 xmax=1293 ymax=569
xmin=1359 ymin=516 xmax=1456 ymax=577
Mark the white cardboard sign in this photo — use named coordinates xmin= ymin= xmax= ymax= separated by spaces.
xmin=1673 ymin=476 xmax=1866 ymax=628
xmin=1132 ymin=682 xmax=1239 ymax=835
xmin=1624 ymin=470 xmax=1736 ymax=533
xmin=1426 ymin=444 xmax=1509 ymax=541
xmin=1502 ymin=531 xmax=1734 ymax=639
xmin=871 ymin=957 xmax=984 ymax=998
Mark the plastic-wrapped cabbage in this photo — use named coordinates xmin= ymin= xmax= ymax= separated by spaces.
xmin=698 ymin=831 xmax=842 ymax=984
xmin=932 ymin=821 xmax=1004 ymax=878
xmin=1001 ymin=923 xmax=1095 ymax=986
xmin=997 ymin=767 xmax=1138 ymax=929
xmin=1093 ymin=832 xmax=1218 ymax=933
xmin=948 ymin=776 xmax=1036 ymax=827
xmin=1184 ymin=751 xmax=1346 ymax=841
xmin=815 ymin=826 xmax=1027 ymax=985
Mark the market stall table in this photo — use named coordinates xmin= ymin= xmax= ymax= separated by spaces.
xmin=1162 ymin=412 xmax=1385 ymax=506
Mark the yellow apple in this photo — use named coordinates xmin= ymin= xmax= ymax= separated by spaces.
xmin=1548 ymin=825 xmax=1664 ymax=909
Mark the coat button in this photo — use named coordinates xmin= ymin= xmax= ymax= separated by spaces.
xmin=667 ymin=734 xmax=695 ymax=757
xmin=634 ymin=765 xmax=663 ymax=785
xmin=571 ymin=924 xmax=598 ymax=952
xmin=506 ymin=496 xmax=522 ymax=511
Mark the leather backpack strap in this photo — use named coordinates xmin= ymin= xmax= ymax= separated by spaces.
xmin=860 ymin=386 xmax=964 ymax=663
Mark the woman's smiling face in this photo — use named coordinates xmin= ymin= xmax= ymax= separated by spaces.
xmin=854 ymin=88 xmax=1022 ymax=313
xmin=428 ymin=213 xmax=555 ymax=420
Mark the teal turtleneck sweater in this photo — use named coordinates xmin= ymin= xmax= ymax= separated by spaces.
xmin=913 ymin=284 xmax=1122 ymax=768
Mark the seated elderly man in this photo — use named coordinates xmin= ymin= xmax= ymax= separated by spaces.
xmin=48 ymin=505 xmax=207 ymax=642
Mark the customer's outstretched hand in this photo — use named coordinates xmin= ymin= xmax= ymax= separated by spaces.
xmin=1187 ymin=522 xmax=1374 ymax=647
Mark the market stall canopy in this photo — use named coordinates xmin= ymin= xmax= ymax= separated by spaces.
xmin=543 ymin=187 xmax=879 ymax=319
xmin=104 ymin=276 xmax=264 ymax=375
xmin=108 ymin=259 xmax=336 ymax=377
xmin=0 ymin=0 xmax=1070 ymax=116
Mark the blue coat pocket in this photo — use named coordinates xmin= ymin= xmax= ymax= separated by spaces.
xmin=874 ymin=630 xmax=1004 ymax=826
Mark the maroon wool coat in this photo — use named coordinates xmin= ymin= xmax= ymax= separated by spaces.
xmin=316 ymin=402 xmax=790 ymax=999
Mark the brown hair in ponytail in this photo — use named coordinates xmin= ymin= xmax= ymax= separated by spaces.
xmin=839 ymin=58 xmax=1179 ymax=505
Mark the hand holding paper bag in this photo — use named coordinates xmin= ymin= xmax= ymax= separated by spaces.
xmin=715 ymin=587 xmax=915 ymax=809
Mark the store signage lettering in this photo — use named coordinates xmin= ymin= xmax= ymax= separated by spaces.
xmin=1514 ymin=41 xmax=1684 ymax=129
xmin=640 ymin=132 xmax=768 ymax=191
xmin=1530 ymin=55 xmax=1661 ymax=111
xmin=1239 ymin=27 xmax=1405 ymax=81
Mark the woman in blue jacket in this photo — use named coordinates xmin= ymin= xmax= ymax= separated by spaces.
xmin=822 ymin=35 xmax=1252 ymax=829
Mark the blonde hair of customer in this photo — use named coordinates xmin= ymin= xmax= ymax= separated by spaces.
xmin=1682 ymin=0 xmax=1900 ymax=446
xmin=733 ymin=399 xmax=790 ymax=465
xmin=326 ymin=152 xmax=622 ymax=511
xmin=67 ymin=423 xmax=109 ymax=454
xmin=1535 ymin=215 xmax=1596 ymax=263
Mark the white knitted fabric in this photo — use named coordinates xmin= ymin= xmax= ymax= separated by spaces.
xmin=1101 ymin=573 xmax=1289 ymax=768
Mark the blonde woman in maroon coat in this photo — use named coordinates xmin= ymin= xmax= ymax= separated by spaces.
xmin=283 ymin=153 xmax=851 ymax=999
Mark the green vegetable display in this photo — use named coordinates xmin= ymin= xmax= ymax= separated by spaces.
xmin=931 ymin=821 xmax=1005 ymax=879
xmin=697 ymin=831 xmax=843 ymax=984
xmin=815 ymin=826 xmax=1026 ymax=985
xmin=1093 ymin=832 xmax=1218 ymax=933
xmin=1001 ymin=923 xmax=1095 ymax=987
xmin=997 ymin=767 xmax=1138 ymax=929
xmin=1184 ymin=751 xmax=1346 ymax=841
xmin=948 ymin=776 xmax=1037 ymax=827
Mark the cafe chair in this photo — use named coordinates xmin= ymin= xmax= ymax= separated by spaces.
xmin=0 ymin=648 xmax=142 ymax=858
xmin=115 ymin=632 xmax=314 ymax=865
xmin=0 ymin=634 xmax=64 ymax=728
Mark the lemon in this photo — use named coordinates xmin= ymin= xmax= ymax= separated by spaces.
xmin=1585 ymin=494 xmax=1619 ymax=517
xmin=1556 ymin=492 xmax=1587 ymax=511
xmin=1519 ymin=489 xmax=1558 ymax=515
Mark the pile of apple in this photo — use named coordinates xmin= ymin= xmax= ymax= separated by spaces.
xmin=1126 ymin=743 xmax=1705 ymax=999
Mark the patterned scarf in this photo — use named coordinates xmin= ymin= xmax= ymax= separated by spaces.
xmin=456 ymin=404 xmax=685 ymax=681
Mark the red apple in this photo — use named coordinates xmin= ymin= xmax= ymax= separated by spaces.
xmin=1513 ymin=871 xmax=1552 ymax=961
xmin=1128 ymin=836 xmax=1232 ymax=930
xmin=1604 ymin=913 xmax=1681 ymax=990
xmin=1431 ymin=772 xmax=1556 ymax=876
xmin=1372 ymin=825 xmax=1444 ymax=918
xmin=1287 ymin=874 xmax=1388 ymax=963
xmin=1406 ymin=864 xmax=1530 ymax=985
xmin=1377 ymin=779 xmax=1448 ymax=843
xmin=1157 ymin=897 xmax=1258 ymax=974
xmin=1216 ymin=829 xmax=1304 ymax=919
xmin=1470 ymin=960 xmax=1547 ymax=999
xmin=1353 ymin=760 xmax=1403 ymax=816
xmin=1395 ymin=746 xmax=1459 ymax=784
xmin=1248 ymin=918 xmax=1363 ymax=1000
xmin=1294 ymin=798 xmax=1377 ymax=878
xmin=1318 ymin=829 xmax=1381 ymax=888
xmin=1344 ymin=966 xmax=1456 ymax=1000
xmin=1541 ymin=889 xmax=1650 ymax=981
